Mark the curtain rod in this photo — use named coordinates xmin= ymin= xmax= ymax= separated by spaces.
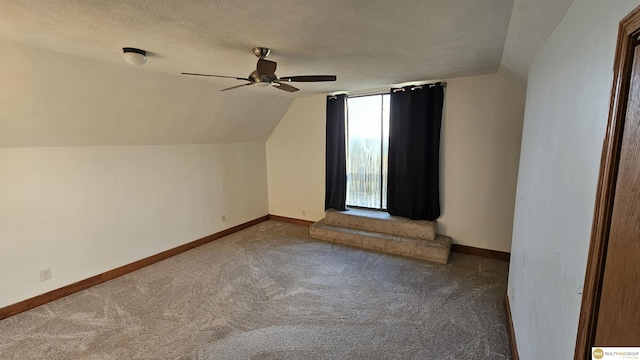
xmin=328 ymin=82 xmax=447 ymax=99
xmin=392 ymin=82 xmax=447 ymax=92
xmin=347 ymin=91 xmax=390 ymax=99
xmin=327 ymin=94 xmax=346 ymax=100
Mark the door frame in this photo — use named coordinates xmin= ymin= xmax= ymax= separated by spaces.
xmin=575 ymin=5 xmax=640 ymax=359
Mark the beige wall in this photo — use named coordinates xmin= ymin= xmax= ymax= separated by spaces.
xmin=266 ymin=96 xmax=326 ymax=221
xmin=266 ymin=71 xmax=526 ymax=252
xmin=0 ymin=143 xmax=269 ymax=307
xmin=439 ymin=69 xmax=526 ymax=252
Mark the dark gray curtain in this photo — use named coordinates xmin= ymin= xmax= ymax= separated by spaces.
xmin=387 ymin=83 xmax=444 ymax=220
xmin=325 ymin=94 xmax=347 ymax=210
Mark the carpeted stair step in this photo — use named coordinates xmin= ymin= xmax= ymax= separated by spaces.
xmin=325 ymin=208 xmax=436 ymax=241
xmin=310 ymin=219 xmax=451 ymax=264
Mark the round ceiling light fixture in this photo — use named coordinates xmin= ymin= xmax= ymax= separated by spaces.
xmin=122 ymin=47 xmax=147 ymax=66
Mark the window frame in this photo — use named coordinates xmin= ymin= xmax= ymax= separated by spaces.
xmin=345 ymin=92 xmax=390 ymax=211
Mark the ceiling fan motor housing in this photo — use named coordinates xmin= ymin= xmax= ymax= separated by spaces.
xmin=248 ymin=70 xmax=277 ymax=84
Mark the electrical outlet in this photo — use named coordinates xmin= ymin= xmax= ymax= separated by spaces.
xmin=40 ymin=268 xmax=51 ymax=281
xmin=302 ymin=210 xmax=307 ymax=217
xmin=221 ymin=214 xmax=226 ymax=222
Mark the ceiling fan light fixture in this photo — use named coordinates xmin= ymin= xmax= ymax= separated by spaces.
xmin=122 ymin=47 xmax=147 ymax=66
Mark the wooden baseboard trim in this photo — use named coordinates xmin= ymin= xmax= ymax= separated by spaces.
xmin=505 ymin=293 xmax=520 ymax=360
xmin=269 ymin=214 xmax=315 ymax=226
xmin=0 ymin=215 xmax=270 ymax=320
xmin=0 ymin=275 xmax=104 ymax=320
xmin=452 ymin=244 xmax=510 ymax=261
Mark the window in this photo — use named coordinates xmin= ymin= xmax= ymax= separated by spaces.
xmin=346 ymin=94 xmax=390 ymax=210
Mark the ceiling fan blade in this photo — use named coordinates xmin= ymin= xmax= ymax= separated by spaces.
xmin=182 ymin=72 xmax=249 ymax=81
xmin=220 ymin=83 xmax=254 ymax=92
xmin=257 ymin=59 xmax=277 ymax=76
xmin=272 ymin=82 xmax=299 ymax=92
xmin=279 ymin=75 xmax=337 ymax=82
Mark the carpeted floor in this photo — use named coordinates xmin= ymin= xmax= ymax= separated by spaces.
xmin=0 ymin=221 xmax=511 ymax=359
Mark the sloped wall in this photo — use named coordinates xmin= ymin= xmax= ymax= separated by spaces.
xmin=0 ymin=39 xmax=293 ymax=147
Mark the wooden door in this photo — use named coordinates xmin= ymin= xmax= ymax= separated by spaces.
xmin=594 ymin=40 xmax=640 ymax=346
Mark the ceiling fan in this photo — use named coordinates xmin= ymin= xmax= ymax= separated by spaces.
xmin=181 ymin=47 xmax=337 ymax=92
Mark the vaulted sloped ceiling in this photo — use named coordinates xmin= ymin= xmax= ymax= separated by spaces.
xmin=0 ymin=39 xmax=293 ymax=147
xmin=0 ymin=0 xmax=572 ymax=147
xmin=501 ymin=0 xmax=574 ymax=82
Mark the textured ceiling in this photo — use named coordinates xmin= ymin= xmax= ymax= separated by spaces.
xmin=0 ymin=0 xmax=574 ymax=147
xmin=0 ymin=0 xmax=516 ymax=97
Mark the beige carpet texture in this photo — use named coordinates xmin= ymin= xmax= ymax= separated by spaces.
xmin=0 ymin=221 xmax=511 ymax=359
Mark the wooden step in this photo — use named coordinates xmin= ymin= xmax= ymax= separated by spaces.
xmin=325 ymin=208 xmax=436 ymax=241
xmin=310 ymin=219 xmax=451 ymax=264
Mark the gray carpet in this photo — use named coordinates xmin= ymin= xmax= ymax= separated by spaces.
xmin=0 ymin=221 xmax=511 ymax=359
